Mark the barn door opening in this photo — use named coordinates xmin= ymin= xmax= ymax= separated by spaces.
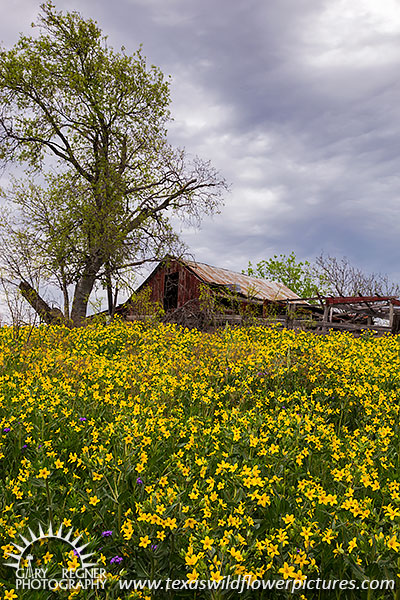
xmin=164 ymin=272 xmax=179 ymax=309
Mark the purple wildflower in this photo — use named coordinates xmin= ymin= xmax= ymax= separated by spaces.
xmin=101 ymin=530 xmax=113 ymax=537
xmin=3 ymin=427 xmax=10 ymax=433
xmin=79 ymin=417 xmax=87 ymax=422
xmin=110 ymin=556 xmax=123 ymax=564
xmin=150 ymin=544 xmax=158 ymax=551
xmin=136 ymin=477 xmax=143 ymax=485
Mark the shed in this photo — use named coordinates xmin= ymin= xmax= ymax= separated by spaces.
xmin=121 ymin=256 xmax=300 ymax=318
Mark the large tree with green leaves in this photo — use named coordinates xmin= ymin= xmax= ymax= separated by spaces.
xmin=245 ymin=252 xmax=327 ymax=299
xmin=0 ymin=2 xmax=225 ymax=325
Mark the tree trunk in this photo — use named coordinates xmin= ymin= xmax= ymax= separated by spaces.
xmin=62 ymin=284 xmax=70 ymax=321
xmin=105 ymin=263 xmax=113 ymax=316
xmin=112 ymin=285 xmax=118 ymax=319
xmin=70 ymin=256 xmax=104 ymax=326
xmin=70 ymin=276 xmax=96 ymax=326
xmin=19 ymin=255 xmax=104 ymax=327
xmin=19 ymin=281 xmax=65 ymax=325
xmin=60 ymin=267 xmax=70 ymax=321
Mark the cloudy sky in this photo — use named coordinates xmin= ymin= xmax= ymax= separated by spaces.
xmin=2 ymin=0 xmax=400 ymax=288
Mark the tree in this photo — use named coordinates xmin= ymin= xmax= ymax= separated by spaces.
xmin=315 ymin=253 xmax=400 ymax=297
xmin=0 ymin=2 xmax=226 ymax=325
xmin=245 ymin=252 xmax=327 ymax=299
xmin=245 ymin=251 xmax=400 ymax=301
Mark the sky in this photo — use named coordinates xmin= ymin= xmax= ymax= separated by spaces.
xmin=1 ymin=0 xmax=400 ymax=310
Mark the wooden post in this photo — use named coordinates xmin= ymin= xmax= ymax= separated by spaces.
xmin=322 ymin=303 xmax=329 ymax=333
xmin=285 ymin=303 xmax=295 ymax=329
xmin=389 ymin=301 xmax=394 ymax=330
xmin=392 ymin=314 xmax=400 ymax=334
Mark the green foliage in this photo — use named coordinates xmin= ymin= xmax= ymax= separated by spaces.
xmin=128 ymin=286 xmax=165 ymax=323
xmin=0 ymin=2 xmax=225 ymax=325
xmin=198 ymin=283 xmax=222 ymax=329
xmin=245 ymin=252 xmax=328 ymax=299
xmin=0 ymin=2 xmax=171 ymax=173
xmin=198 ymin=284 xmax=221 ymax=316
xmin=238 ymin=301 xmax=259 ymax=326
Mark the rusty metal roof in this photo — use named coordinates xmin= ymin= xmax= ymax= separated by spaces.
xmin=185 ymin=260 xmax=300 ymax=301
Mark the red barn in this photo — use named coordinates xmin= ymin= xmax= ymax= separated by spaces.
xmin=120 ymin=256 xmax=300 ymax=319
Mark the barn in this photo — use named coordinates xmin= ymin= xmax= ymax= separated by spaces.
xmin=119 ymin=256 xmax=300 ymax=322
xmin=114 ymin=257 xmax=400 ymax=335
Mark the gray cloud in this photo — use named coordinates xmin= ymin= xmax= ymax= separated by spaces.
xmin=1 ymin=0 xmax=400 ymax=294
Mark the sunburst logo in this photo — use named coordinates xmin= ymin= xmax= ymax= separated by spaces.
xmin=4 ymin=522 xmax=105 ymax=592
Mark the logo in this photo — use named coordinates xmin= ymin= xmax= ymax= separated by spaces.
xmin=4 ymin=522 xmax=106 ymax=591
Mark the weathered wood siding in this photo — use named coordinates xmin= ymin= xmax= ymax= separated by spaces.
xmin=144 ymin=261 xmax=202 ymax=308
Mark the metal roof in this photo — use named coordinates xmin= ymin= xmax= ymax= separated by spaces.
xmin=185 ymin=260 xmax=300 ymax=301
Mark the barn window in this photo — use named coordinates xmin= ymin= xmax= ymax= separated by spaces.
xmin=164 ymin=272 xmax=179 ymax=309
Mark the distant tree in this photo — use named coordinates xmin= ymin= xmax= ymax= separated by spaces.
xmin=245 ymin=252 xmax=327 ymax=299
xmin=246 ymin=251 xmax=400 ymax=301
xmin=315 ymin=253 xmax=400 ymax=298
xmin=0 ymin=3 xmax=226 ymax=326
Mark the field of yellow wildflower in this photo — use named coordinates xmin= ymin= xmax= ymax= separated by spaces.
xmin=0 ymin=321 xmax=400 ymax=599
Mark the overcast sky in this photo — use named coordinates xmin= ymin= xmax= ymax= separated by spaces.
xmin=1 ymin=0 xmax=400 ymax=288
